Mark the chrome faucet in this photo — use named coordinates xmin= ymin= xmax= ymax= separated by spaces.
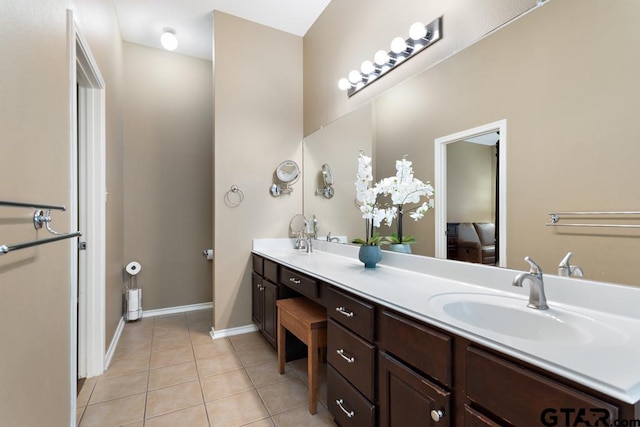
xmin=558 ymin=252 xmax=584 ymax=277
xmin=297 ymin=234 xmax=313 ymax=253
xmin=512 ymin=256 xmax=549 ymax=310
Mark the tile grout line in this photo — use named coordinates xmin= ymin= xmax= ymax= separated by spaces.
xmin=190 ymin=314 xmax=213 ymax=426
xmin=140 ymin=316 xmax=155 ymax=427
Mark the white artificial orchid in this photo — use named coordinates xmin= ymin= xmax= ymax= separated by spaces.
xmin=377 ymin=156 xmax=435 ymax=244
xmin=353 ymin=152 xmax=395 ymax=245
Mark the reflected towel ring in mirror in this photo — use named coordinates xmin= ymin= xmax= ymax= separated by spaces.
xmin=270 ymin=160 xmax=300 ymax=197
xmin=315 ymin=163 xmax=335 ymax=199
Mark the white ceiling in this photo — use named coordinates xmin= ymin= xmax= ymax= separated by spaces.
xmin=113 ymin=0 xmax=332 ymax=60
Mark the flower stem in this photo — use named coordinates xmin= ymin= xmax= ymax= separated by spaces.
xmin=397 ymin=207 xmax=403 ymax=243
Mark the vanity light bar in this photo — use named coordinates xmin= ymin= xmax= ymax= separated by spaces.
xmin=338 ymin=16 xmax=442 ymax=97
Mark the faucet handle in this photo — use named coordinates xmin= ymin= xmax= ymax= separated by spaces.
xmin=524 ymin=256 xmax=542 ymax=276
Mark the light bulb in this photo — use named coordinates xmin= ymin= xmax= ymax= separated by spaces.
xmin=374 ymin=50 xmax=390 ymax=66
xmin=361 ymin=60 xmax=375 ymax=75
xmin=338 ymin=78 xmax=351 ymax=91
xmin=348 ymin=70 xmax=362 ymax=84
xmin=409 ymin=22 xmax=427 ymax=40
xmin=390 ymin=37 xmax=408 ymax=54
xmin=161 ymin=29 xmax=178 ymax=51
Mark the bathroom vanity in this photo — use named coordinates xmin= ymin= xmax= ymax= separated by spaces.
xmin=251 ymin=239 xmax=640 ymax=426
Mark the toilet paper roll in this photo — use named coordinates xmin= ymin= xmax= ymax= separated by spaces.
xmin=127 ymin=289 xmax=140 ymax=306
xmin=126 ymin=261 xmax=142 ymax=276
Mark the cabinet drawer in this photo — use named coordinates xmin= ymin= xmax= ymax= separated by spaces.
xmin=328 ymin=319 xmax=375 ymax=401
xmin=280 ymin=267 xmax=318 ymax=298
xmin=466 ymin=346 xmax=619 ymax=426
xmin=327 ymin=365 xmax=375 ymax=427
xmin=378 ymin=310 xmax=452 ymax=387
xmin=327 ymin=287 xmax=374 ymax=342
xmin=264 ymin=259 xmax=278 ymax=283
xmin=252 ymin=254 xmax=263 ymax=276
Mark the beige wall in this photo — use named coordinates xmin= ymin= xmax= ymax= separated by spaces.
xmin=123 ymin=42 xmax=213 ymax=310
xmin=303 ymin=0 xmax=537 ymax=135
xmin=0 ymin=0 xmax=123 ymax=425
xmin=447 ymin=142 xmax=495 ymax=223
xmin=213 ymin=12 xmax=303 ymax=330
xmin=303 ymin=104 xmax=373 ymax=241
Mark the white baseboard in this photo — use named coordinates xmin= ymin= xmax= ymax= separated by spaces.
xmin=142 ymin=302 xmax=213 ymax=318
xmin=210 ymin=324 xmax=259 ymax=340
xmin=104 ymin=316 xmax=125 ymax=370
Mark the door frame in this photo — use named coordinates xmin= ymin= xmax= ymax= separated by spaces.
xmin=434 ymin=119 xmax=507 ymax=267
xmin=68 ymin=8 xmax=106 ymax=421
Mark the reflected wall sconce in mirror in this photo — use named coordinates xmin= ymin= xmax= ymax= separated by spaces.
xmin=270 ymin=160 xmax=300 ymax=197
xmin=338 ymin=16 xmax=442 ymax=97
xmin=315 ymin=163 xmax=335 ymax=199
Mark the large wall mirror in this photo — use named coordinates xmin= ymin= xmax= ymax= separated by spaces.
xmin=302 ymin=0 xmax=640 ymax=287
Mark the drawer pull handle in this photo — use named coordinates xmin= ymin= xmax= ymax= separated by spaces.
xmin=335 ymin=306 xmax=354 ymax=318
xmin=336 ymin=399 xmax=354 ymax=418
xmin=289 ymin=277 xmax=301 ymax=284
xmin=336 ymin=349 xmax=355 ymax=363
xmin=431 ymin=409 xmax=445 ymax=422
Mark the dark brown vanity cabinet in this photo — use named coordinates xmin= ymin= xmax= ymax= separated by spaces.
xmin=378 ymin=309 xmax=452 ymax=427
xmin=251 ymin=254 xmax=640 ymax=426
xmin=327 ymin=287 xmax=376 ymax=427
xmin=251 ymin=255 xmax=280 ymax=347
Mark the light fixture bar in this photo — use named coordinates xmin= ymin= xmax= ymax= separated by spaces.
xmin=339 ymin=16 xmax=442 ymax=97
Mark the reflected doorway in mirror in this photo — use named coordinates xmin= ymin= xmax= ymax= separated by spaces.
xmin=434 ymin=119 xmax=507 ymax=267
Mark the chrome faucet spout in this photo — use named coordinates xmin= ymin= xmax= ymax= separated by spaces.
xmin=512 ymin=256 xmax=549 ymax=310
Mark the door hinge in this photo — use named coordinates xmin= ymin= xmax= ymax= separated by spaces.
xmin=78 ymin=241 xmax=87 ymax=250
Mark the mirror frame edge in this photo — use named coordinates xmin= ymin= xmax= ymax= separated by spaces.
xmin=434 ymin=119 xmax=507 ymax=267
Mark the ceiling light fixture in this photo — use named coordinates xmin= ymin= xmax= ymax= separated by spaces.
xmin=160 ymin=28 xmax=178 ymax=51
xmin=338 ymin=16 xmax=442 ymax=97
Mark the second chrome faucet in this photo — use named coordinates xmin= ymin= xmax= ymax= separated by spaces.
xmin=512 ymin=256 xmax=549 ymax=310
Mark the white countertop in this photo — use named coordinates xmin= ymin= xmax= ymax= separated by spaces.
xmin=252 ymin=238 xmax=640 ymax=404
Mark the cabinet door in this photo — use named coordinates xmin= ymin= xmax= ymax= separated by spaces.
xmin=251 ymin=273 xmax=263 ymax=330
xmin=379 ymin=351 xmax=450 ymax=427
xmin=261 ymin=280 xmax=278 ymax=347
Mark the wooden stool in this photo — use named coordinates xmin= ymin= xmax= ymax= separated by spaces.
xmin=277 ymin=297 xmax=327 ymax=415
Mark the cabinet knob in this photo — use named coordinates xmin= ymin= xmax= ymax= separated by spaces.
xmin=431 ymin=409 xmax=445 ymax=422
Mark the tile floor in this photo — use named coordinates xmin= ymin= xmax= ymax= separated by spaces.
xmin=76 ymin=309 xmax=337 ymax=427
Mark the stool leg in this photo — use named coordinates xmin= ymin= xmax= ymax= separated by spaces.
xmin=277 ymin=308 xmax=285 ymax=375
xmin=308 ymin=328 xmax=319 ymax=415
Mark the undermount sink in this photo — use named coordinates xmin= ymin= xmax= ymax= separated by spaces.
xmin=428 ymin=292 xmax=626 ymax=345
